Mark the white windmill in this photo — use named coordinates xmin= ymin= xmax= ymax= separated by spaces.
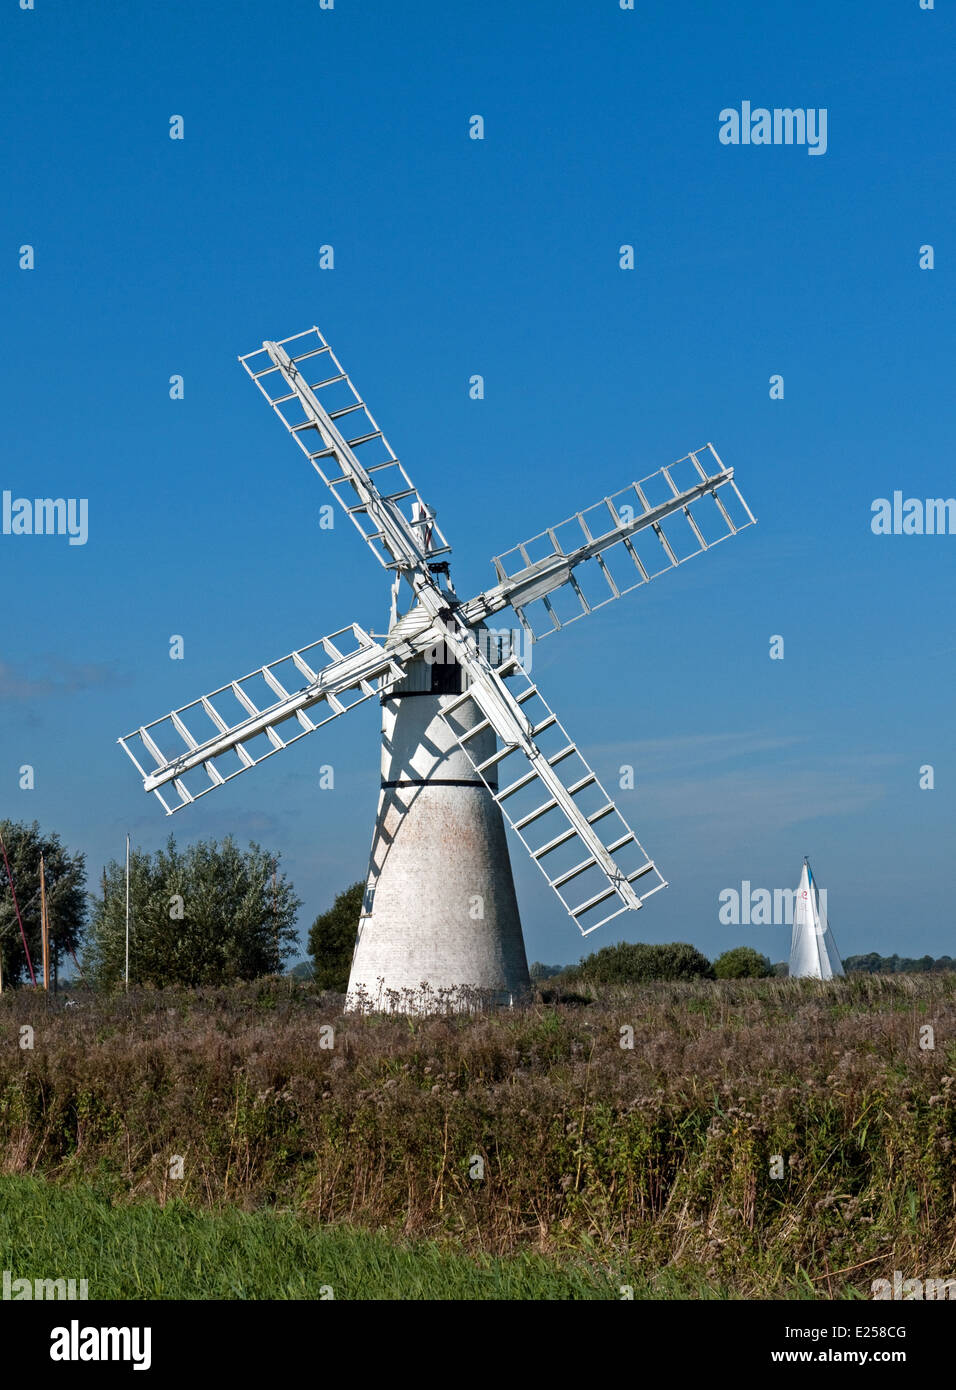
xmin=789 ymin=857 xmax=844 ymax=980
xmin=118 ymin=326 xmax=756 ymax=1011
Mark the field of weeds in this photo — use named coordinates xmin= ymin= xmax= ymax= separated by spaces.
xmin=1 ymin=973 xmax=954 ymax=1298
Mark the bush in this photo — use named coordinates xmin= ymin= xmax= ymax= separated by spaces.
xmin=308 ymin=881 xmax=364 ymax=991
xmin=713 ymin=947 xmax=772 ymax=979
xmin=83 ymin=836 xmax=300 ymax=989
xmin=567 ymin=940 xmax=715 ymax=985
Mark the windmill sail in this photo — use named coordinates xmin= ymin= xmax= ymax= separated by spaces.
xmin=441 ymin=649 xmax=666 ymax=935
xmin=789 ymin=859 xmax=844 ymax=979
xmin=464 ymin=445 xmax=755 ymax=639
xmin=118 ymin=624 xmax=406 ymax=814
xmin=240 ymin=329 xmax=451 ymax=571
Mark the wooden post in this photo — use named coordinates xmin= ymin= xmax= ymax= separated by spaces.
xmin=40 ymin=853 xmax=49 ymax=990
xmin=125 ymin=834 xmax=131 ymax=992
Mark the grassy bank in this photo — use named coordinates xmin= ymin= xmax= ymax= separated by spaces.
xmin=0 ymin=1175 xmax=637 ymax=1300
xmin=1 ymin=974 xmax=954 ymax=1297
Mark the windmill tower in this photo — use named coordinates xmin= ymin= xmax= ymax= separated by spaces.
xmin=352 ymin=635 xmax=529 ymax=1010
xmin=789 ymin=858 xmax=844 ymax=979
xmin=118 ymin=326 xmax=756 ymax=1011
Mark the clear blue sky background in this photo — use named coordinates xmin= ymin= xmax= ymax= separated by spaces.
xmin=2 ymin=1 xmax=953 ymax=968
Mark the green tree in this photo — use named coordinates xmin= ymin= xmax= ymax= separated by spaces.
xmin=0 ymin=820 xmax=86 ymax=986
xmin=844 ymin=952 xmax=956 ymax=975
xmin=713 ymin=946 xmax=772 ymax=979
xmin=844 ymin=952 xmax=884 ymax=974
xmin=528 ymin=961 xmax=568 ymax=982
xmin=308 ymin=881 xmax=363 ymax=991
xmin=83 ymin=836 xmax=300 ymax=988
xmin=568 ymin=940 xmax=714 ymax=985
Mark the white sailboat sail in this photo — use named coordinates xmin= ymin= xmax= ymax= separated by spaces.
xmin=789 ymin=858 xmax=844 ymax=979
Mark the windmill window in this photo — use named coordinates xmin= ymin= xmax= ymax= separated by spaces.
xmin=430 ymin=655 xmax=462 ymax=695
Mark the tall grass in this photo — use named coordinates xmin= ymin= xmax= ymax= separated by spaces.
xmin=1 ymin=973 xmax=954 ymax=1297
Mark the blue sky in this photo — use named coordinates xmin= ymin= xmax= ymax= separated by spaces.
xmin=2 ymin=0 xmax=953 ymax=968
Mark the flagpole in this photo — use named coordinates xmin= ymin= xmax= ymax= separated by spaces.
xmin=125 ymin=834 xmax=130 ymax=992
